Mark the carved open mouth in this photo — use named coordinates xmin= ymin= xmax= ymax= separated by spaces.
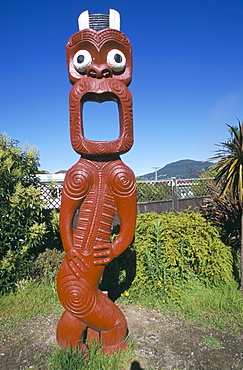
xmin=83 ymin=100 xmax=119 ymax=142
xmin=82 ymin=92 xmax=119 ymax=142
xmin=69 ymin=78 xmax=133 ymax=156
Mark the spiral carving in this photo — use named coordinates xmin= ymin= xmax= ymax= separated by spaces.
xmin=108 ymin=165 xmax=136 ymax=197
xmin=120 ymin=132 xmax=133 ymax=152
xmin=58 ymin=275 xmax=96 ymax=318
xmin=70 ymin=125 xmax=82 ymax=153
xmin=89 ymin=141 xmax=118 ymax=155
xmin=63 ymin=167 xmax=92 ymax=200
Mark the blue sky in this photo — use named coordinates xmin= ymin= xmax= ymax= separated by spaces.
xmin=1 ymin=0 xmax=243 ymax=176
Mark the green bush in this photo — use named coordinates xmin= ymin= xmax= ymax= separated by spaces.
xmin=31 ymin=248 xmax=65 ymax=282
xmin=0 ymin=134 xmax=49 ymax=293
xmin=42 ymin=209 xmax=62 ymax=253
xmin=0 ymin=134 xmax=64 ymax=293
xmin=128 ymin=211 xmax=234 ymax=303
xmin=200 ymin=185 xmax=241 ymax=283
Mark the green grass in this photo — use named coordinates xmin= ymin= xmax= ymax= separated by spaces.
xmin=0 ymin=278 xmax=242 ymax=369
xmin=178 ymin=281 xmax=243 ymax=334
xmin=118 ymin=279 xmax=243 ymax=335
xmin=1 ymin=279 xmax=242 ymax=337
xmin=0 ymin=279 xmax=136 ymax=370
xmin=48 ymin=340 xmax=134 ymax=370
xmin=0 ymin=278 xmax=63 ymax=339
xmin=203 ymin=335 xmax=222 ymax=349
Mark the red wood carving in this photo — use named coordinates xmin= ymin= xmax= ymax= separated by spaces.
xmin=56 ymin=10 xmax=136 ymax=355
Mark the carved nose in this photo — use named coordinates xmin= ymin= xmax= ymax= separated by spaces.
xmin=87 ymin=64 xmax=112 ymax=78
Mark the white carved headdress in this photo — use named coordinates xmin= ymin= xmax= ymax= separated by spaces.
xmin=78 ymin=9 xmax=120 ymax=31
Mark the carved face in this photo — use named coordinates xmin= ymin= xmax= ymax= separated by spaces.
xmin=66 ymin=29 xmax=132 ymax=86
xmin=66 ymin=28 xmax=133 ymax=157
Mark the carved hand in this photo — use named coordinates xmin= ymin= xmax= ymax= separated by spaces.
xmin=66 ymin=250 xmax=90 ymax=279
xmin=93 ymin=243 xmax=114 ymax=265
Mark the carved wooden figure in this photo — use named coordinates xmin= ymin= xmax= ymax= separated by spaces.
xmin=56 ymin=9 xmax=136 ymax=355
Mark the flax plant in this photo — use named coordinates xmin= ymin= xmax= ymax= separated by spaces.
xmin=209 ymin=120 xmax=243 ymax=290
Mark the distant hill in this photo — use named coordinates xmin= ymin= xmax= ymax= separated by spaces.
xmin=139 ymin=159 xmax=213 ymax=180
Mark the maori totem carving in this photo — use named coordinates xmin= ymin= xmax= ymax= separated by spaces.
xmin=56 ymin=9 xmax=137 ymax=355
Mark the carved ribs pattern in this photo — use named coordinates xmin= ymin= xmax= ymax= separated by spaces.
xmin=73 ymin=160 xmax=116 ymax=254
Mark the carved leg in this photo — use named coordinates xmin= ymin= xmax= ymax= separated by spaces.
xmin=56 ymin=310 xmax=88 ymax=353
xmin=101 ymin=309 xmax=128 ymax=354
xmin=57 ymin=266 xmax=128 ymax=354
xmin=86 ymin=327 xmax=100 ymax=344
xmin=87 ymin=290 xmax=128 ymax=354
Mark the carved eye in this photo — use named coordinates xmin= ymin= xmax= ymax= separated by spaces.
xmin=107 ymin=49 xmax=126 ymax=73
xmin=73 ymin=50 xmax=92 ymax=73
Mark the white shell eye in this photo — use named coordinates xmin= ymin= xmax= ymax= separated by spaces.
xmin=107 ymin=49 xmax=126 ymax=73
xmin=73 ymin=50 xmax=92 ymax=73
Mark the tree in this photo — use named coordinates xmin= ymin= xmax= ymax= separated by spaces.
xmin=209 ymin=119 xmax=243 ymax=290
xmin=0 ymin=134 xmax=47 ymax=292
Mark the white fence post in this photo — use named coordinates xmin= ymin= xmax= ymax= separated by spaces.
xmin=171 ymin=177 xmax=179 ymax=211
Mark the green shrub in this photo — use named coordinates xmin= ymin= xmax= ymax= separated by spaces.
xmin=128 ymin=211 xmax=234 ymax=303
xmin=42 ymin=209 xmax=62 ymax=253
xmin=0 ymin=134 xmax=48 ymax=293
xmin=200 ymin=185 xmax=241 ymax=282
xmin=0 ymin=134 xmax=62 ymax=293
xmin=31 ymin=248 xmax=65 ymax=282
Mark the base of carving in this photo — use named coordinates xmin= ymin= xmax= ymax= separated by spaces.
xmin=86 ymin=327 xmax=128 ymax=355
xmin=56 ymin=328 xmax=128 ymax=357
xmin=56 ymin=305 xmax=128 ymax=356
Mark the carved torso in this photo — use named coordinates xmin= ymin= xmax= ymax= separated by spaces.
xmin=73 ymin=160 xmax=117 ymax=253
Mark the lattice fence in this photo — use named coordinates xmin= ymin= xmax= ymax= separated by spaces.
xmin=39 ymin=177 xmax=216 ymax=209
xmin=137 ymin=177 xmax=216 ymax=203
xmin=137 ymin=181 xmax=172 ymax=202
xmin=39 ymin=183 xmax=62 ymax=209
xmin=176 ymin=178 xmax=216 ymax=199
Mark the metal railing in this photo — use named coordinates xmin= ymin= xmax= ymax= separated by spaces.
xmin=38 ymin=176 xmax=216 ymax=210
